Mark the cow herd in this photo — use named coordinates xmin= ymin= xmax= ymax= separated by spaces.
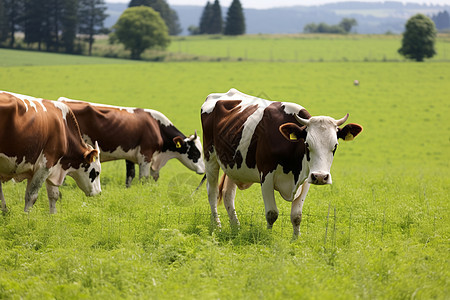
xmin=0 ymin=89 xmax=362 ymax=239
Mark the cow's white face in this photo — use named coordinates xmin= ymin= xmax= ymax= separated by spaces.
xmin=69 ymin=143 xmax=102 ymax=196
xmin=279 ymin=113 xmax=362 ymax=185
xmin=303 ymin=116 xmax=339 ymax=185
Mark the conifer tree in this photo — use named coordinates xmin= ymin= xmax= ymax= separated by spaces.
xmin=224 ymin=0 xmax=245 ymax=35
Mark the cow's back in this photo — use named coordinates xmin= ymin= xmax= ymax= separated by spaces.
xmin=63 ymin=100 xmax=163 ymax=162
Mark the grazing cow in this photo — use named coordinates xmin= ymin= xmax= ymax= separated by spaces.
xmin=58 ymin=97 xmax=205 ymax=187
xmin=0 ymin=91 xmax=101 ymax=213
xmin=201 ymin=89 xmax=363 ymax=239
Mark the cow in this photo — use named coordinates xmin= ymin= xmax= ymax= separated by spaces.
xmin=58 ymin=97 xmax=205 ymax=187
xmin=201 ymin=88 xmax=363 ymax=239
xmin=0 ymin=91 xmax=101 ymax=214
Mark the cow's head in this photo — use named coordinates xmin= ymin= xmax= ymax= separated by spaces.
xmin=172 ymin=131 xmax=205 ymax=175
xmin=279 ymin=113 xmax=362 ymax=185
xmin=69 ymin=141 xmax=102 ymax=196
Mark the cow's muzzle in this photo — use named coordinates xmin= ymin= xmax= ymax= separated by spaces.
xmin=309 ymin=172 xmax=332 ymax=185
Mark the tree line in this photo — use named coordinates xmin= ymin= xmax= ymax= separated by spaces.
xmin=189 ymin=0 xmax=245 ymax=36
xmin=0 ymin=0 xmax=108 ymax=55
xmin=0 ymin=0 xmax=182 ymax=55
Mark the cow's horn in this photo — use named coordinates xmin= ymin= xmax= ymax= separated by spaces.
xmin=194 ymin=130 xmax=198 ymax=139
xmin=336 ymin=113 xmax=349 ymax=126
xmin=295 ymin=114 xmax=310 ymax=126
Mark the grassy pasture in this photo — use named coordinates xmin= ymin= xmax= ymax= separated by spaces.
xmin=0 ymin=45 xmax=449 ymax=299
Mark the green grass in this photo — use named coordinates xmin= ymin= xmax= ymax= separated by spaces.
xmin=168 ymin=34 xmax=450 ymax=62
xmin=0 ymin=42 xmax=449 ymax=299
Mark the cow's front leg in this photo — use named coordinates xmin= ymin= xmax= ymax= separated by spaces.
xmin=222 ymin=175 xmax=240 ymax=229
xmin=0 ymin=183 xmax=7 ymax=213
xmin=138 ymin=162 xmax=152 ymax=181
xmin=24 ymin=168 xmax=49 ymax=212
xmin=46 ymin=182 xmax=60 ymax=214
xmin=206 ymin=156 xmax=221 ymax=228
xmin=261 ymin=174 xmax=278 ymax=229
xmin=125 ymin=160 xmax=135 ymax=187
xmin=291 ymin=181 xmax=310 ymax=240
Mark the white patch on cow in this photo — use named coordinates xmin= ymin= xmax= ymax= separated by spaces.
xmin=51 ymin=101 xmax=70 ymax=120
xmin=2 ymin=91 xmax=48 ymax=112
xmin=144 ymin=109 xmax=172 ymax=127
xmin=0 ymin=151 xmax=50 ymax=183
xmin=281 ymin=101 xmax=304 ymax=115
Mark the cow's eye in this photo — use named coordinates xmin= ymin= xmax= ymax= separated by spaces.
xmin=305 ymin=142 xmax=310 ymax=149
xmin=332 ymin=144 xmax=338 ymax=155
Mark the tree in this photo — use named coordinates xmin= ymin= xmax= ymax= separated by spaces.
xmin=4 ymin=0 xmax=25 ymax=48
xmin=128 ymin=0 xmax=181 ymax=35
xmin=61 ymin=0 xmax=78 ymax=53
xmin=199 ymin=1 xmax=212 ymax=34
xmin=209 ymin=0 xmax=222 ymax=34
xmin=224 ymin=0 xmax=245 ymax=35
xmin=78 ymin=0 xmax=108 ymax=56
xmin=398 ymin=14 xmax=437 ymax=62
xmin=0 ymin=0 xmax=10 ymax=43
xmin=339 ymin=18 xmax=357 ymax=33
xmin=111 ymin=6 xmax=170 ymax=60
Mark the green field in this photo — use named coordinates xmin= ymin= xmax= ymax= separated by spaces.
xmin=0 ymin=37 xmax=449 ymax=299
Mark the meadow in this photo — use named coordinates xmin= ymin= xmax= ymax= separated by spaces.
xmin=0 ymin=36 xmax=449 ymax=299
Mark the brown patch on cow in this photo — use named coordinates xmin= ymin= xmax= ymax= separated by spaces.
xmin=202 ymin=100 xmax=258 ymax=169
xmin=0 ymin=93 xmax=93 ymax=172
xmin=247 ymin=103 xmax=309 ymax=183
xmin=65 ymin=103 xmax=163 ymax=163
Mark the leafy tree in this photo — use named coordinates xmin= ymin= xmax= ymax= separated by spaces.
xmin=398 ymin=14 xmax=437 ymax=62
xmin=111 ymin=6 xmax=170 ymax=60
xmin=304 ymin=18 xmax=356 ymax=34
xmin=431 ymin=10 xmax=450 ymax=31
xmin=199 ymin=1 xmax=212 ymax=34
xmin=224 ymin=0 xmax=245 ymax=35
xmin=339 ymin=18 xmax=357 ymax=33
xmin=78 ymin=0 xmax=108 ymax=55
xmin=128 ymin=0 xmax=181 ymax=35
xmin=188 ymin=25 xmax=200 ymax=35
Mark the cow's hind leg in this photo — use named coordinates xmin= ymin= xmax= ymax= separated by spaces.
xmin=24 ymin=168 xmax=49 ymax=212
xmin=222 ymin=175 xmax=240 ymax=229
xmin=291 ymin=181 xmax=310 ymax=240
xmin=205 ymin=155 xmax=221 ymax=228
xmin=261 ymin=174 xmax=278 ymax=229
xmin=0 ymin=183 xmax=7 ymax=213
xmin=125 ymin=160 xmax=135 ymax=187
xmin=46 ymin=182 xmax=60 ymax=214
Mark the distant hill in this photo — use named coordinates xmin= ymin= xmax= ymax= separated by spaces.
xmin=105 ymin=2 xmax=450 ymax=35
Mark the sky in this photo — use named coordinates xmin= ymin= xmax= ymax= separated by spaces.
xmin=106 ymin=0 xmax=450 ymax=9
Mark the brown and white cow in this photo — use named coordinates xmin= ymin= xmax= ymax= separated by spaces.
xmin=58 ymin=97 xmax=205 ymax=187
xmin=201 ymin=89 xmax=363 ymax=239
xmin=0 ymin=91 xmax=101 ymax=214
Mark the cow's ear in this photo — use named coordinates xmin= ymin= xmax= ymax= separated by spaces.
xmin=173 ymin=136 xmax=185 ymax=148
xmin=84 ymin=148 xmax=99 ymax=163
xmin=279 ymin=123 xmax=306 ymax=143
xmin=337 ymin=123 xmax=363 ymax=141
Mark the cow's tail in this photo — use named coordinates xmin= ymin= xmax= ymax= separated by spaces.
xmin=217 ymin=173 xmax=226 ymax=205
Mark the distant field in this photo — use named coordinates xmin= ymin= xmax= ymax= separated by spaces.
xmin=90 ymin=33 xmax=450 ymax=62
xmin=0 ymin=45 xmax=449 ymax=299
xmin=168 ymin=34 xmax=450 ymax=62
